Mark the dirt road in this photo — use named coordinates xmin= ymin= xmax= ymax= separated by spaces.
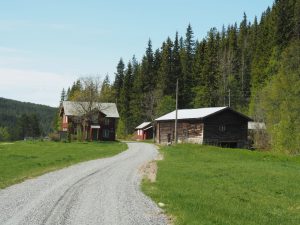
xmin=0 ymin=142 xmax=167 ymax=225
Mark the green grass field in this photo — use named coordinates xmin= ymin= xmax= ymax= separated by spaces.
xmin=0 ymin=141 xmax=127 ymax=189
xmin=143 ymin=144 xmax=300 ymax=225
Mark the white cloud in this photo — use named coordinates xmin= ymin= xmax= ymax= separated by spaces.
xmin=0 ymin=68 xmax=78 ymax=107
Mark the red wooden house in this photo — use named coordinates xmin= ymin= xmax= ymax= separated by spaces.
xmin=60 ymin=101 xmax=119 ymax=141
xmin=135 ymin=122 xmax=153 ymax=140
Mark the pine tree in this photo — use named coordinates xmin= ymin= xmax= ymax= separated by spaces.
xmin=158 ymin=37 xmax=173 ymax=95
xmin=275 ymin=0 xmax=295 ymax=48
xmin=60 ymin=88 xmax=66 ymax=104
xmin=238 ymin=13 xmax=251 ymax=108
xmin=120 ymin=62 xmax=134 ymax=134
xmin=180 ymin=24 xmax=195 ymax=108
xmin=202 ymin=28 xmax=219 ymax=106
xmin=68 ymin=80 xmax=82 ymax=100
xmin=100 ymin=74 xmax=115 ymax=102
xmin=129 ymin=59 xmax=143 ymax=128
xmin=113 ymin=58 xmax=125 ymax=103
xmin=142 ymin=39 xmax=155 ymax=92
xmin=294 ymin=0 xmax=300 ymax=40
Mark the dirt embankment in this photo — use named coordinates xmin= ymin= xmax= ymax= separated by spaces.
xmin=140 ymin=153 xmax=163 ymax=183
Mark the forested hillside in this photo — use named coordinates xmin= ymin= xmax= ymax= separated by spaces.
xmin=65 ymin=0 xmax=299 ymax=153
xmin=0 ymin=98 xmax=57 ymax=141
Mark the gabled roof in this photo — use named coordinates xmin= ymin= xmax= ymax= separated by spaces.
xmin=135 ymin=122 xmax=152 ymax=130
xmin=62 ymin=101 xmax=119 ymax=118
xmin=155 ymin=106 xmax=251 ymax=121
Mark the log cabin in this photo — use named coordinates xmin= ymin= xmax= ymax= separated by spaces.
xmin=154 ymin=107 xmax=252 ymax=148
xmin=60 ymin=101 xmax=119 ymax=141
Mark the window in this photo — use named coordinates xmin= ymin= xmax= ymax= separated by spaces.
xmin=103 ymin=129 xmax=110 ymax=138
xmin=104 ymin=118 xmax=110 ymax=126
xmin=92 ymin=114 xmax=98 ymax=123
xmin=183 ymin=129 xmax=188 ymax=137
xmin=219 ymin=125 xmax=226 ymax=132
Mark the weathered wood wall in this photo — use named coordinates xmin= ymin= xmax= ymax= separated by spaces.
xmin=156 ymin=120 xmax=204 ymax=144
xmin=155 ymin=109 xmax=250 ymax=148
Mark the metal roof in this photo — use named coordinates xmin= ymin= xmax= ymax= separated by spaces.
xmin=62 ymin=101 xmax=119 ymax=118
xmin=155 ymin=107 xmax=228 ymax=121
xmin=135 ymin=122 xmax=151 ymax=130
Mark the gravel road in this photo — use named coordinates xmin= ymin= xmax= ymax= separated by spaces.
xmin=0 ymin=142 xmax=167 ymax=225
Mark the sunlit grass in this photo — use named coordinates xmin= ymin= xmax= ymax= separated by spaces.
xmin=0 ymin=141 xmax=127 ymax=189
xmin=143 ymin=144 xmax=300 ymax=225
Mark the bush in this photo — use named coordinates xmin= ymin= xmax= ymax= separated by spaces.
xmin=48 ymin=132 xmax=60 ymax=142
xmin=0 ymin=127 xmax=10 ymax=141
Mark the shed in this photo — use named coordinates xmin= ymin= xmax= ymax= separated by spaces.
xmin=155 ymin=107 xmax=252 ymax=148
xmin=135 ymin=122 xmax=153 ymax=140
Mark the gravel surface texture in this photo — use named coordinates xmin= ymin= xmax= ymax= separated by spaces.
xmin=0 ymin=142 xmax=167 ymax=225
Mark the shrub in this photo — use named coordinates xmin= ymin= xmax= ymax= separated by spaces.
xmin=48 ymin=132 xmax=60 ymax=142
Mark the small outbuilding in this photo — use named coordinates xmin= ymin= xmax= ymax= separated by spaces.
xmin=135 ymin=122 xmax=153 ymax=140
xmin=154 ymin=106 xmax=252 ymax=148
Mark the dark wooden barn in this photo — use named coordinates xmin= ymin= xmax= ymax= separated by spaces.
xmin=154 ymin=107 xmax=252 ymax=148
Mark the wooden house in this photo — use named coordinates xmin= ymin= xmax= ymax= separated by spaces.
xmin=60 ymin=101 xmax=119 ymax=141
xmin=135 ymin=122 xmax=153 ymax=140
xmin=154 ymin=107 xmax=252 ymax=148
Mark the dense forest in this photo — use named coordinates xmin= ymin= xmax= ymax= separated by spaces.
xmin=65 ymin=0 xmax=300 ymax=154
xmin=0 ymin=98 xmax=57 ymax=141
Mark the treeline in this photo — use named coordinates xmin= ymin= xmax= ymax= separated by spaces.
xmin=0 ymin=98 xmax=57 ymax=141
xmin=64 ymin=0 xmax=300 ymax=153
xmin=110 ymin=0 xmax=299 ymax=153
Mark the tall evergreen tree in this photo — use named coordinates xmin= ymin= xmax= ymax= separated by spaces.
xmin=100 ymin=74 xmax=115 ymax=102
xmin=180 ymin=24 xmax=195 ymax=108
xmin=142 ymin=39 xmax=155 ymax=92
xmin=120 ymin=62 xmax=134 ymax=135
xmin=158 ymin=37 xmax=173 ymax=95
xmin=113 ymin=58 xmax=125 ymax=103
xmin=60 ymin=88 xmax=66 ymax=104
xmin=294 ymin=0 xmax=300 ymax=40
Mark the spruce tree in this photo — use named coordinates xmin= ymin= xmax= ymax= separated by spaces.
xmin=158 ymin=38 xmax=173 ymax=95
xmin=180 ymin=24 xmax=195 ymax=108
xmin=60 ymin=88 xmax=66 ymax=104
xmin=120 ymin=62 xmax=133 ymax=135
xmin=113 ymin=58 xmax=125 ymax=103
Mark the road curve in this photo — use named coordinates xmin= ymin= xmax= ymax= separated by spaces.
xmin=0 ymin=142 xmax=167 ymax=225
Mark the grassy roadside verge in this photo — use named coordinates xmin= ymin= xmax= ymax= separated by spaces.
xmin=142 ymin=144 xmax=300 ymax=225
xmin=0 ymin=141 xmax=127 ymax=189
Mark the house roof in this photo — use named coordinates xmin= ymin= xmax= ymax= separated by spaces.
xmin=135 ymin=122 xmax=152 ymax=130
xmin=155 ymin=106 xmax=251 ymax=121
xmin=62 ymin=101 xmax=119 ymax=118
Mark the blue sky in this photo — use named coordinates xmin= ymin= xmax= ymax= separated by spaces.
xmin=0 ymin=0 xmax=274 ymax=106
